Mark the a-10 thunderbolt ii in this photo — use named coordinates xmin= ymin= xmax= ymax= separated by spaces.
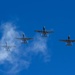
xmin=35 ymin=26 xmax=54 ymax=37
xmin=1 ymin=42 xmax=16 ymax=51
xmin=59 ymin=35 xmax=75 ymax=46
xmin=16 ymin=33 xmax=33 ymax=44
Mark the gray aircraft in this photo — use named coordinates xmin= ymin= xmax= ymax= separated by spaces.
xmin=1 ymin=42 xmax=16 ymax=51
xmin=59 ymin=35 xmax=75 ymax=46
xmin=16 ymin=33 xmax=33 ymax=44
xmin=35 ymin=26 xmax=54 ymax=37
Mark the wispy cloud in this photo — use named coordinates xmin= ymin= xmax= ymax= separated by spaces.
xmin=25 ymin=34 xmax=50 ymax=62
xmin=0 ymin=22 xmax=50 ymax=74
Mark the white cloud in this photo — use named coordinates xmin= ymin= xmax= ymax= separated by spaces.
xmin=25 ymin=34 xmax=50 ymax=62
xmin=0 ymin=22 xmax=50 ymax=74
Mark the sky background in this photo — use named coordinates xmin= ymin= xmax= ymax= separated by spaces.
xmin=0 ymin=0 xmax=75 ymax=75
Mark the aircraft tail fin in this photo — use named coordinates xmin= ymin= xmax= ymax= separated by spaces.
xmin=43 ymin=26 xmax=45 ymax=31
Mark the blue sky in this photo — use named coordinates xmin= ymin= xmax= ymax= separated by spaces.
xmin=0 ymin=0 xmax=75 ymax=75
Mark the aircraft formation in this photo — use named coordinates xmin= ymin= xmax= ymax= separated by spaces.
xmin=1 ymin=26 xmax=75 ymax=51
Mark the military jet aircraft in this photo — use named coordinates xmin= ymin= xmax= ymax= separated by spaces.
xmin=35 ymin=26 xmax=54 ymax=37
xmin=16 ymin=33 xmax=33 ymax=44
xmin=59 ymin=35 xmax=75 ymax=46
xmin=1 ymin=42 xmax=16 ymax=51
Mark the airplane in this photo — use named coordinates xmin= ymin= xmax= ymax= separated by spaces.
xmin=59 ymin=35 xmax=75 ymax=46
xmin=35 ymin=26 xmax=54 ymax=37
xmin=16 ymin=33 xmax=33 ymax=44
xmin=1 ymin=42 xmax=16 ymax=51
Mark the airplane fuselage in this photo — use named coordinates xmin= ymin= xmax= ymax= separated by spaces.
xmin=42 ymin=27 xmax=47 ymax=36
xmin=66 ymin=41 xmax=72 ymax=46
xmin=5 ymin=43 xmax=11 ymax=50
xmin=66 ymin=36 xmax=72 ymax=46
xmin=3 ymin=45 xmax=11 ymax=50
xmin=42 ymin=31 xmax=47 ymax=37
xmin=6 ymin=46 xmax=10 ymax=50
xmin=21 ymin=38 xmax=28 ymax=43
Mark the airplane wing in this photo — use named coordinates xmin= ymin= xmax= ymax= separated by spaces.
xmin=70 ymin=40 xmax=75 ymax=42
xmin=25 ymin=38 xmax=33 ymax=40
xmin=1 ymin=45 xmax=16 ymax=48
xmin=8 ymin=46 xmax=16 ymax=48
xmin=60 ymin=40 xmax=75 ymax=42
xmin=35 ymin=30 xmax=43 ymax=33
xmin=45 ymin=30 xmax=54 ymax=33
xmin=59 ymin=40 xmax=68 ymax=42
xmin=1 ymin=46 xmax=7 ymax=48
xmin=16 ymin=37 xmax=33 ymax=40
xmin=16 ymin=38 xmax=23 ymax=40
